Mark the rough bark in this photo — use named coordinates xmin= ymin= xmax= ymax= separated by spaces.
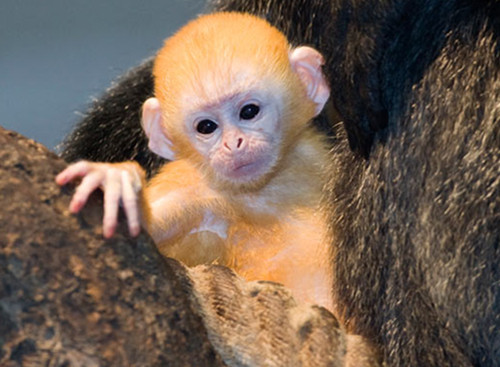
xmin=0 ymin=126 xmax=225 ymax=366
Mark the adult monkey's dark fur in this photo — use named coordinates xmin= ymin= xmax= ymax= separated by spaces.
xmin=60 ymin=0 xmax=500 ymax=366
xmin=60 ymin=57 xmax=165 ymax=176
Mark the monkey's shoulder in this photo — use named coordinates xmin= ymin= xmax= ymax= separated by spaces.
xmin=148 ymin=160 xmax=203 ymax=189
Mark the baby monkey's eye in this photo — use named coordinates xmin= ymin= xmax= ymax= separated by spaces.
xmin=239 ymin=104 xmax=260 ymax=120
xmin=196 ymin=119 xmax=218 ymax=134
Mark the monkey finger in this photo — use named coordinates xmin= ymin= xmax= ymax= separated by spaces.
xmin=120 ymin=171 xmax=141 ymax=237
xmin=69 ymin=170 xmax=106 ymax=213
xmin=102 ymin=169 xmax=122 ymax=238
xmin=55 ymin=160 xmax=92 ymax=185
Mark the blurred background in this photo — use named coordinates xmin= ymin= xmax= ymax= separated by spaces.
xmin=1 ymin=0 xmax=206 ymax=150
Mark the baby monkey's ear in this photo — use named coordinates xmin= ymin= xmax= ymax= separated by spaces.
xmin=141 ymin=97 xmax=176 ymax=161
xmin=289 ymin=46 xmax=330 ymax=116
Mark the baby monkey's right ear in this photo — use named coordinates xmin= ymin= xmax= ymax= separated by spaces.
xmin=141 ymin=98 xmax=176 ymax=161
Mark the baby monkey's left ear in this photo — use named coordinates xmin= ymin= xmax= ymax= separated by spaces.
xmin=289 ymin=46 xmax=330 ymax=116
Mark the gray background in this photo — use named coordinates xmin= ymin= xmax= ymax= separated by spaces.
xmin=1 ymin=0 xmax=206 ymax=150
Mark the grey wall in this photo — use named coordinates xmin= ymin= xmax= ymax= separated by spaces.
xmin=1 ymin=0 xmax=206 ymax=150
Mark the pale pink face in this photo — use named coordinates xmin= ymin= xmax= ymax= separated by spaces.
xmin=182 ymin=83 xmax=284 ymax=184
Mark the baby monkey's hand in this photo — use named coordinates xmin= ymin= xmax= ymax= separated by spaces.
xmin=56 ymin=161 xmax=145 ymax=238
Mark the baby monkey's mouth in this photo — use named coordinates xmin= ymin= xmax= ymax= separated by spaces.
xmin=234 ymin=161 xmax=255 ymax=171
xmin=224 ymin=157 xmax=270 ymax=183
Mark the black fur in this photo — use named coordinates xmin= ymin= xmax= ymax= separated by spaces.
xmin=60 ymin=1 xmax=500 ymax=365
xmin=326 ymin=1 xmax=500 ymax=365
xmin=59 ymin=57 xmax=165 ymax=176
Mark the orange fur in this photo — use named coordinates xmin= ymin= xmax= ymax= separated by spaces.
xmin=153 ymin=12 xmax=316 ymax=174
xmin=141 ymin=12 xmax=333 ymax=309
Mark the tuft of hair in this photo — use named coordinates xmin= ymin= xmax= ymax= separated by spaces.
xmin=153 ymin=12 xmax=307 ymax=134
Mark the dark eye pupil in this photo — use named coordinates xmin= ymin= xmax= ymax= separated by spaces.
xmin=196 ymin=119 xmax=218 ymax=134
xmin=240 ymin=104 xmax=260 ymax=120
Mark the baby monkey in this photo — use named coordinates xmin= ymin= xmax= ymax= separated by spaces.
xmin=57 ymin=12 xmax=332 ymax=309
